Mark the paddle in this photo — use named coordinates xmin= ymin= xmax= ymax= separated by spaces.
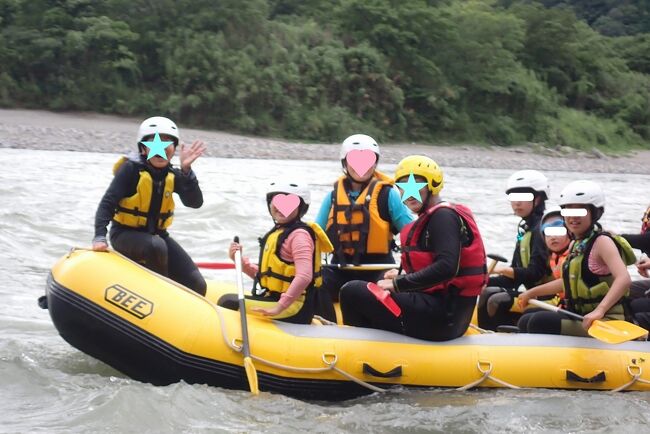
xmin=528 ymin=299 xmax=648 ymax=344
xmin=196 ymin=262 xmax=235 ymax=269
xmin=487 ymin=253 xmax=507 ymax=274
xmin=323 ymin=263 xmax=398 ymax=271
xmin=233 ymin=236 xmax=259 ymax=395
xmin=367 ymin=282 xmax=402 ymax=317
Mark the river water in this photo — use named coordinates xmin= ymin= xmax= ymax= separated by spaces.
xmin=1 ymin=148 xmax=649 ymax=433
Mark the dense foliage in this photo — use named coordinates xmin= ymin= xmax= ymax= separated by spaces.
xmin=1 ymin=0 xmax=648 ymax=149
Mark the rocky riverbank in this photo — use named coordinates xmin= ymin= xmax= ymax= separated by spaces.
xmin=1 ymin=108 xmax=648 ymax=174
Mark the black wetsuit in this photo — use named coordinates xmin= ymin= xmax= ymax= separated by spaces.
xmin=94 ymin=155 xmax=206 ymax=295
xmin=340 ymin=207 xmax=476 ymax=341
xmin=622 ymin=232 xmax=650 ymax=332
xmin=477 ymin=209 xmax=550 ymax=331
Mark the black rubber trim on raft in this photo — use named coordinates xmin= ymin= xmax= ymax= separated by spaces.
xmin=45 ymin=274 xmax=378 ymax=401
xmin=566 ymin=370 xmax=606 ymax=383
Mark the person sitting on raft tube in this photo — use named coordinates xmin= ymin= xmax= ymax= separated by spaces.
xmin=509 ymin=208 xmax=571 ymax=318
xmin=540 ymin=208 xmax=571 ymax=282
xmin=477 ymin=170 xmax=552 ymax=331
xmin=220 ymin=182 xmax=334 ymax=324
xmin=314 ymin=134 xmax=412 ymax=321
xmin=92 ymin=116 xmax=207 ymax=295
xmin=339 ymin=156 xmax=488 ymax=341
xmin=619 ymin=204 xmax=650 ymax=331
xmin=517 ymin=180 xmax=635 ymax=336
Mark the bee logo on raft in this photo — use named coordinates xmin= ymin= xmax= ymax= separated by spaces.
xmin=104 ymin=285 xmax=154 ymax=319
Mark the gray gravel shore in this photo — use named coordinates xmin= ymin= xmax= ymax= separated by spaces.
xmin=1 ymin=108 xmax=649 ymax=174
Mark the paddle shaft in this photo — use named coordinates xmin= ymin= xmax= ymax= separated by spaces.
xmin=528 ymin=299 xmax=584 ymax=321
xmin=234 ymin=238 xmax=252 ymax=359
xmin=323 ymin=263 xmax=397 ymax=271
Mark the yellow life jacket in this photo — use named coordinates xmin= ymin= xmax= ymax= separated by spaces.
xmin=518 ymin=229 xmax=554 ymax=286
xmin=111 ymin=156 xmax=175 ymax=230
xmin=325 ymin=171 xmax=393 ymax=262
xmin=563 ymin=230 xmax=636 ymax=316
xmin=256 ymin=221 xmax=334 ymax=296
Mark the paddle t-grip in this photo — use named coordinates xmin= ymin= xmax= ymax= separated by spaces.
xmin=487 ymin=253 xmax=508 ymax=274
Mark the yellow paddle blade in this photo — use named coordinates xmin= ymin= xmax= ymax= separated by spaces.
xmin=244 ymin=356 xmax=259 ymax=395
xmin=588 ymin=320 xmax=648 ymax=344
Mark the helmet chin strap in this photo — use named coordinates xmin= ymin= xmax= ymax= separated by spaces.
xmin=417 ymin=190 xmax=433 ymax=215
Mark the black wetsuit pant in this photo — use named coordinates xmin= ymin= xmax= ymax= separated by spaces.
xmin=340 ymin=280 xmax=476 ymax=341
xmin=111 ymin=228 xmax=207 ymax=296
xmin=314 ymin=267 xmax=386 ymax=322
xmin=477 ymin=276 xmax=521 ymax=331
xmin=315 ymin=252 xmax=396 ymax=322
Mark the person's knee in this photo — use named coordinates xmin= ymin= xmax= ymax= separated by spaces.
xmin=188 ymin=272 xmax=207 ymax=296
xmin=527 ymin=312 xmax=560 ymax=334
xmin=339 ymin=280 xmax=366 ymax=304
xmin=217 ymin=294 xmax=239 ymax=310
xmin=486 ymin=292 xmax=512 ymax=317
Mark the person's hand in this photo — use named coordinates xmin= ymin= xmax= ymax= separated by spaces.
xmin=92 ymin=241 xmax=108 ymax=252
xmin=179 ymin=140 xmax=207 ymax=173
xmin=377 ymin=279 xmax=395 ymax=292
xmin=229 ymin=242 xmax=242 ymax=262
xmin=637 ymin=257 xmax=650 ymax=278
xmin=518 ymin=291 xmax=532 ymax=309
xmin=583 ymin=308 xmax=605 ymax=330
xmin=383 ymin=269 xmax=399 ymax=279
xmin=251 ymin=304 xmax=284 ymax=317
xmin=492 ymin=264 xmax=515 ymax=279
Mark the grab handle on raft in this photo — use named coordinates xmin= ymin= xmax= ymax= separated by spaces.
xmin=362 ymin=363 xmax=403 ymax=378
xmin=566 ymin=370 xmax=606 ymax=383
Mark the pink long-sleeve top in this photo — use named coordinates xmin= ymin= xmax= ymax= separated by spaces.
xmin=241 ymin=228 xmax=315 ymax=309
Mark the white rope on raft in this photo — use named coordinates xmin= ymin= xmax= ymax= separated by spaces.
xmin=214 ymin=302 xmax=389 ymax=393
xmin=610 ymin=365 xmax=650 ymax=392
xmin=453 ymin=361 xmax=522 ymax=391
xmin=215 ymin=304 xmax=529 ymax=393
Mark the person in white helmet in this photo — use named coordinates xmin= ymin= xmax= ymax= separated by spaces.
xmin=221 ymin=182 xmax=333 ymax=323
xmin=518 ymin=180 xmax=635 ymax=336
xmin=314 ymin=134 xmax=413 ymax=321
xmin=92 ymin=116 xmax=208 ymax=295
xmin=477 ymin=169 xmax=553 ymax=331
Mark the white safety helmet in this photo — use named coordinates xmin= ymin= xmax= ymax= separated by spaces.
xmin=558 ymin=180 xmax=605 ymax=209
xmin=266 ymin=181 xmax=311 ymax=218
xmin=541 ymin=206 xmax=563 ymax=223
xmin=137 ymin=116 xmax=180 ymax=145
xmin=339 ymin=134 xmax=381 ymax=160
xmin=505 ymin=170 xmax=550 ymax=200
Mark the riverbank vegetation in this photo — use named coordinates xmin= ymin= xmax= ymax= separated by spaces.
xmin=1 ymin=0 xmax=648 ymax=150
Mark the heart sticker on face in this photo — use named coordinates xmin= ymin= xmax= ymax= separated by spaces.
xmin=346 ymin=150 xmax=377 ymax=177
xmin=271 ymin=194 xmax=300 ymax=217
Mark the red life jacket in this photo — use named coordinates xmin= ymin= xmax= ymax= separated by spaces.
xmin=400 ymin=202 xmax=487 ymax=296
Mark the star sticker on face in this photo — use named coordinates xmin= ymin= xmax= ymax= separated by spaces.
xmin=396 ymin=172 xmax=428 ymax=203
xmin=141 ymin=133 xmax=173 ymax=160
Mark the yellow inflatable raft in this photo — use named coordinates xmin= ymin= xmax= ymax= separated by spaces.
xmin=43 ymin=249 xmax=650 ymax=400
